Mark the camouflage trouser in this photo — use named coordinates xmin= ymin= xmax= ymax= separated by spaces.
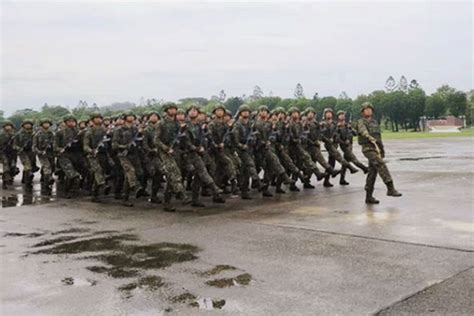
xmin=187 ymin=151 xmax=218 ymax=201
xmin=87 ymin=155 xmax=106 ymax=187
xmin=325 ymin=143 xmax=350 ymax=168
xmin=57 ymin=152 xmax=81 ymax=180
xmin=158 ymin=151 xmax=184 ymax=194
xmin=225 ymin=149 xmax=241 ymax=178
xmin=38 ymin=154 xmax=54 ymax=177
xmin=262 ymin=146 xmax=286 ymax=182
xmin=236 ymin=149 xmax=258 ymax=193
xmin=289 ymin=144 xmax=321 ymax=177
xmin=19 ymin=151 xmax=36 ymax=174
xmin=213 ymin=150 xmax=237 ymax=186
xmin=307 ymin=144 xmax=331 ymax=170
xmin=341 ymin=144 xmax=367 ymax=170
xmin=362 ymin=148 xmax=392 ymax=193
xmin=118 ymin=154 xmax=143 ymax=189
xmin=276 ymin=145 xmax=299 ymax=175
xmin=0 ymin=153 xmax=12 ymax=181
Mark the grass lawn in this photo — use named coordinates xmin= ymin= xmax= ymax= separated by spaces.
xmin=380 ymin=128 xmax=474 ymax=140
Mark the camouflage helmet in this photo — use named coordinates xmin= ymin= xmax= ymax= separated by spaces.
xmin=287 ymin=107 xmax=300 ymax=115
xmin=176 ymin=108 xmax=186 ymax=115
xmin=89 ymin=112 xmax=103 ymax=120
xmin=2 ymin=120 xmax=14 ymax=128
xmin=19 ymin=119 xmax=33 ymax=127
xmin=186 ymin=103 xmax=201 ymax=113
xmin=237 ymin=104 xmax=251 ymax=115
xmin=323 ymin=108 xmax=334 ymax=117
xmin=336 ymin=110 xmax=346 ymax=117
xmin=63 ymin=115 xmax=77 ymax=123
xmin=103 ymin=116 xmax=111 ymax=121
xmin=303 ymin=107 xmax=316 ymax=115
xmin=162 ymin=102 xmax=177 ymax=112
xmin=212 ymin=103 xmax=226 ymax=113
xmin=39 ymin=118 xmax=52 ymax=125
xmin=258 ymin=105 xmax=270 ymax=113
xmin=147 ymin=110 xmax=161 ymax=119
xmin=122 ymin=111 xmax=136 ymax=119
xmin=360 ymin=102 xmax=374 ymax=113
xmin=274 ymin=107 xmax=286 ymax=115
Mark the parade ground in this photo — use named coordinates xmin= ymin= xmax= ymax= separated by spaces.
xmin=1 ymin=137 xmax=473 ymax=315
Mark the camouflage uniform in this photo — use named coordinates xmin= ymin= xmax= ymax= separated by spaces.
xmin=154 ymin=110 xmax=187 ymax=210
xmin=357 ymin=102 xmax=401 ymax=203
xmin=112 ymin=119 xmax=144 ymax=204
xmin=142 ymin=115 xmax=164 ymax=203
xmin=13 ymin=121 xmax=36 ymax=187
xmin=32 ymin=120 xmax=55 ymax=193
xmin=182 ymin=113 xmax=225 ymax=206
xmin=287 ymin=108 xmax=325 ymax=190
xmin=336 ymin=115 xmax=368 ymax=185
xmin=320 ymin=109 xmax=358 ymax=187
xmin=0 ymin=122 xmax=18 ymax=188
xmin=232 ymin=106 xmax=261 ymax=199
xmin=84 ymin=118 xmax=110 ymax=199
xmin=208 ymin=113 xmax=237 ymax=191
xmin=254 ymin=107 xmax=292 ymax=195
xmin=55 ymin=117 xmax=83 ymax=196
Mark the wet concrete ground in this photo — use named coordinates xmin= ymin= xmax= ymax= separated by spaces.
xmin=1 ymin=137 xmax=473 ymax=315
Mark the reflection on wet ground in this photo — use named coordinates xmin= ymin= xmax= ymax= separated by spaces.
xmin=3 ymin=226 xmax=251 ymax=310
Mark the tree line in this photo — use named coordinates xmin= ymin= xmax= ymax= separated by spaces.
xmin=1 ymin=76 xmax=472 ymax=131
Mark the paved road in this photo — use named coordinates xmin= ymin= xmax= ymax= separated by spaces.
xmin=1 ymin=137 xmax=473 ymax=315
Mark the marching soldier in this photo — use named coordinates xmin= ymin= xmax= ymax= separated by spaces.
xmin=357 ymin=102 xmax=402 ymax=204
xmin=112 ymin=112 xmax=144 ymax=206
xmin=320 ymin=108 xmax=358 ymax=187
xmin=142 ymin=111 xmax=164 ymax=204
xmin=1 ymin=121 xmax=18 ymax=189
xmin=33 ymin=118 xmax=55 ymax=195
xmin=83 ymin=112 xmax=111 ymax=202
xmin=13 ymin=119 xmax=37 ymax=188
xmin=336 ymin=110 xmax=368 ymax=185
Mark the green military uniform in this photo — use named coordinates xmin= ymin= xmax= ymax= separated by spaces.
xmin=55 ymin=116 xmax=83 ymax=197
xmin=154 ymin=104 xmax=187 ymax=211
xmin=320 ymin=108 xmax=358 ymax=187
xmin=0 ymin=121 xmax=18 ymax=188
xmin=83 ymin=113 xmax=111 ymax=201
xmin=33 ymin=119 xmax=55 ymax=194
xmin=112 ymin=113 xmax=144 ymax=206
xmin=287 ymin=107 xmax=325 ymax=190
xmin=336 ymin=111 xmax=368 ymax=185
xmin=182 ymin=106 xmax=225 ymax=206
xmin=142 ymin=111 xmax=164 ymax=203
xmin=13 ymin=120 xmax=37 ymax=187
xmin=232 ymin=105 xmax=261 ymax=199
xmin=357 ymin=102 xmax=401 ymax=204
xmin=208 ymin=104 xmax=237 ymax=193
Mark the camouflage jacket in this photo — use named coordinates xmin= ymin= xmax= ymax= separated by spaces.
xmin=13 ymin=128 xmax=34 ymax=153
xmin=0 ymin=129 xmax=15 ymax=154
xmin=357 ymin=117 xmax=383 ymax=149
xmin=232 ymin=119 xmax=254 ymax=150
xmin=112 ymin=123 xmax=139 ymax=155
xmin=154 ymin=115 xmax=179 ymax=153
xmin=305 ymin=120 xmax=321 ymax=147
xmin=55 ymin=126 xmax=81 ymax=153
xmin=142 ymin=122 xmax=159 ymax=155
xmin=83 ymin=125 xmax=107 ymax=155
xmin=336 ymin=122 xmax=356 ymax=148
xmin=32 ymin=128 xmax=55 ymax=155
xmin=320 ymin=120 xmax=338 ymax=145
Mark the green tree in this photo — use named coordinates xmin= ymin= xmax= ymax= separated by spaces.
xmin=426 ymin=95 xmax=447 ymax=119
xmin=224 ymin=97 xmax=244 ymax=115
xmin=406 ymin=88 xmax=426 ymax=131
xmin=447 ymin=91 xmax=467 ymax=117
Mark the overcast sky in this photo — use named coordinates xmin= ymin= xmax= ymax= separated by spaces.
xmin=1 ymin=0 xmax=472 ymax=114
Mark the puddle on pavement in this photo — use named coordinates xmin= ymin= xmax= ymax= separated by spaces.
xmin=198 ymin=264 xmax=237 ymax=276
xmin=61 ymin=277 xmax=97 ymax=287
xmin=3 ymin=232 xmax=46 ymax=238
xmin=206 ymin=273 xmax=253 ymax=288
xmin=1 ymin=193 xmax=55 ymax=208
xmin=399 ymin=156 xmax=447 ymax=161
xmin=171 ymin=292 xmax=226 ymax=310
xmin=118 ymin=275 xmax=165 ymax=299
xmin=51 ymin=228 xmax=91 ymax=235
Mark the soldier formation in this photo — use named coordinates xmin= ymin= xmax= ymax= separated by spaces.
xmin=0 ymin=102 xmax=401 ymax=211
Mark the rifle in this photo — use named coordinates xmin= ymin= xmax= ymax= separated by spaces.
xmin=60 ymin=133 xmax=80 ymax=154
xmin=118 ymin=131 xmax=143 ymax=157
xmin=91 ymin=135 xmax=111 ymax=157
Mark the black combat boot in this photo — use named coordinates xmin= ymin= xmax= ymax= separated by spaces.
xmin=150 ymin=185 xmax=161 ymax=204
xmin=289 ymin=183 xmax=300 ymax=192
xmin=313 ymin=168 xmax=327 ymax=181
xmin=163 ymin=192 xmax=176 ymax=212
xmin=230 ymin=180 xmax=239 ymax=195
xmin=275 ymin=177 xmax=286 ymax=194
xmin=328 ymin=168 xmax=341 ymax=178
xmin=176 ymin=191 xmax=191 ymax=205
xmin=339 ymin=170 xmax=349 ymax=185
xmin=323 ymin=179 xmax=333 ymax=187
xmin=386 ymin=181 xmax=402 ymax=197
xmin=365 ymin=191 xmax=380 ymax=204
xmin=348 ymin=164 xmax=359 ymax=174
xmin=261 ymin=184 xmax=273 ymax=197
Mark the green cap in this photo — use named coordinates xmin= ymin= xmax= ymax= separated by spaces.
xmin=2 ymin=120 xmax=14 ymax=128
xmin=238 ymin=104 xmax=251 ymax=114
xmin=360 ymin=102 xmax=374 ymax=113
xmin=287 ymin=107 xmax=300 ymax=115
xmin=212 ymin=103 xmax=226 ymax=113
xmin=40 ymin=118 xmax=52 ymax=125
xmin=147 ymin=111 xmax=161 ymax=119
xmin=336 ymin=110 xmax=346 ymax=117
xmin=186 ymin=103 xmax=201 ymax=113
xmin=63 ymin=115 xmax=77 ymax=123
xmin=323 ymin=108 xmax=334 ymax=116
xmin=162 ymin=102 xmax=177 ymax=112
xmin=258 ymin=105 xmax=269 ymax=112
xmin=89 ymin=112 xmax=103 ymax=120
xmin=122 ymin=111 xmax=136 ymax=119
xmin=176 ymin=108 xmax=186 ymax=115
